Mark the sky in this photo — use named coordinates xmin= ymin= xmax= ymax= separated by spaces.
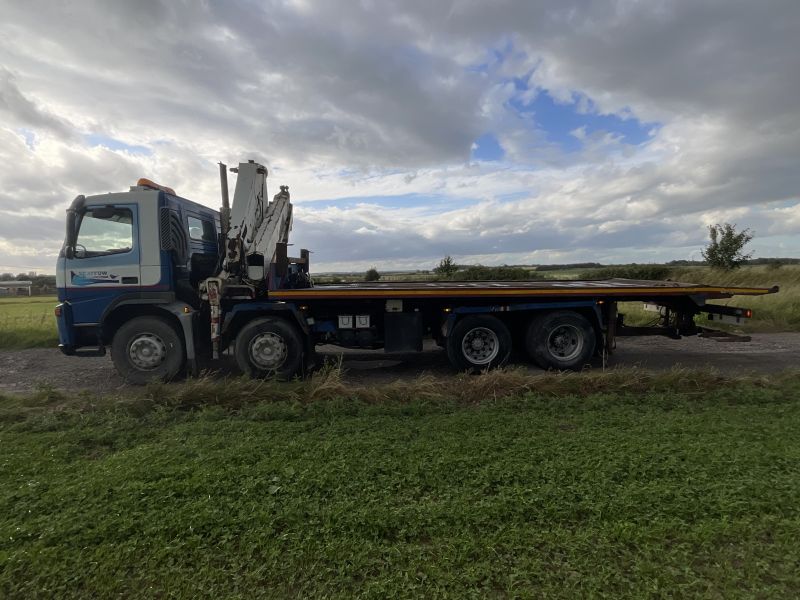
xmin=0 ymin=0 xmax=799 ymax=274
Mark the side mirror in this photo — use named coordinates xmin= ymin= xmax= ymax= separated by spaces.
xmin=65 ymin=195 xmax=84 ymax=257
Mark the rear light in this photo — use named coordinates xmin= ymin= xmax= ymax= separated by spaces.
xmin=745 ymin=309 xmax=752 ymax=318
xmin=54 ymin=306 xmax=62 ymax=317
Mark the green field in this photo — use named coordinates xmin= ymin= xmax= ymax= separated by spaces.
xmin=1 ymin=369 xmax=799 ymax=598
xmin=0 ymin=296 xmax=59 ymax=350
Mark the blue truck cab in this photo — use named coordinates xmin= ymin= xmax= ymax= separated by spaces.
xmin=55 ymin=180 xmax=220 ymax=376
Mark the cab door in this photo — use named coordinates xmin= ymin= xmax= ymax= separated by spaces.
xmin=185 ymin=210 xmax=220 ymax=283
xmin=63 ymin=203 xmax=141 ymax=324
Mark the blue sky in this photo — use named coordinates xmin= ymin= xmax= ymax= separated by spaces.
xmin=510 ymin=88 xmax=657 ymax=152
xmin=84 ymin=133 xmax=152 ymax=156
xmin=472 ymin=88 xmax=656 ymax=160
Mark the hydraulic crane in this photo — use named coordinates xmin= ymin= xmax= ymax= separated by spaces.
xmin=202 ymin=160 xmax=309 ymax=358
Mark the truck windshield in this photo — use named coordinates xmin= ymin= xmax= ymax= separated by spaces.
xmin=75 ymin=207 xmax=133 ymax=258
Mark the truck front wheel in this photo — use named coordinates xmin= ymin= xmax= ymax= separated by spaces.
xmin=526 ymin=311 xmax=596 ymax=371
xmin=446 ymin=315 xmax=512 ymax=373
xmin=111 ymin=316 xmax=186 ymax=384
xmin=235 ymin=317 xmax=304 ymax=380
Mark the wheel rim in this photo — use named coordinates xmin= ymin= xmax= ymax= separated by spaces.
xmin=546 ymin=324 xmax=584 ymax=361
xmin=249 ymin=332 xmax=288 ymax=370
xmin=128 ymin=333 xmax=167 ymax=370
xmin=461 ymin=327 xmax=500 ymax=365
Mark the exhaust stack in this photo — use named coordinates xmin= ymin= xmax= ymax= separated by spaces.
xmin=219 ymin=162 xmax=230 ymax=237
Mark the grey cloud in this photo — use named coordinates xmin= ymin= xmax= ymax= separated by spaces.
xmin=0 ymin=211 xmax=64 ymax=242
xmin=0 ymin=0 xmax=485 ymax=167
xmin=0 ymin=0 xmax=798 ymax=272
xmin=0 ymin=69 xmax=75 ymax=139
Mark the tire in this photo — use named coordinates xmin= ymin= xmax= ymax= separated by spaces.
xmin=446 ymin=315 xmax=512 ymax=372
xmin=526 ymin=311 xmax=596 ymax=371
xmin=234 ymin=317 xmax=304 ymax=380
xmin=111 ymin=316 xmax=185 ymax=384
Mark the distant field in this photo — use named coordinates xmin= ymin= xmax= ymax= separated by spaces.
xmin=0 ymin=296 xmax=58 ymax=350
xmin=1 ymin=369 xmax=799 ymax=598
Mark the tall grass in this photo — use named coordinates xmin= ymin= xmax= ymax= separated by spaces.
xmin=0 ymin=297 xmax=59 ymax=349
xmin=669 ymin=265 xmax=799 ymax=331
xmin=613 ymin=265 xmax=798 ymax=332
xmin=3 ymin=363 xmax=797 ymax=419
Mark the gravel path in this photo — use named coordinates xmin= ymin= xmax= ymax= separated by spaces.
xmin=1 ymin=333 xmax=798 ymax=395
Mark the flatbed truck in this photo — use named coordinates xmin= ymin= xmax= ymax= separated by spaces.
xmin=55 ymin=160 xmax=778 ymax=383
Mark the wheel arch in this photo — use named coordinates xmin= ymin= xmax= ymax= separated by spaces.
xmin=222 ymin=302 xmax=310 ymax=348
xmin=102 ymin=303 xmax=181 ymax=343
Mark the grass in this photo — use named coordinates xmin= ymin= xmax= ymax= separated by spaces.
xmin=619 ymin=265 xmax=799 ymax=332
xmin=2 ymin=367 xmax=800 ymax=598
xmin=0 ymin=296 xmax=59 ymax=349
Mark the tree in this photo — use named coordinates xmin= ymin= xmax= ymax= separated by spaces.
xmin=364 ymin=267 xmax=380 ymax=282
xmin=701 ymin=223 xmax=753 ymax=270
xmin=433 ymin=255 xmax=458 ymax=278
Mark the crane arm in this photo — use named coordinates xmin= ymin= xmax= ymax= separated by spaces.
xmin=219 ymin=160 xmax=293 ymax=281
xmin=204 ymin=159 xmax=309 ymax=360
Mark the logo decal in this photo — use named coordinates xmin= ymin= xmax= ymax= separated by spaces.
xmin=70 ymin=271 xmax=121 ymax=286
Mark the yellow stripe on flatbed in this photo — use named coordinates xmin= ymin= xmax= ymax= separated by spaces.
xmin=270 ymin=285 xmax=776 ymax=300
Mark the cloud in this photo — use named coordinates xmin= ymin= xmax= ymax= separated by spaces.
xmin=0 ymin=0 xmax=798 ymax=274
xmin=0 ymin=68 xmax=76 ymax=140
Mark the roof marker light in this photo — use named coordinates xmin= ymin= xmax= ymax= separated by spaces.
xmin=137 ymin=177 xmax=176 ymax=196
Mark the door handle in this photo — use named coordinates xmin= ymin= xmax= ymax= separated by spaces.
xmin=121 ymin=277 xmax=139 ymax=284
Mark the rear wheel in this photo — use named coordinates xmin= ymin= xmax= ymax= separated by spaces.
xmin=526 ymin=311 xmax=596 ymax=371
xmin=235 ymin=317 xmax=304 ymax=380
xmin=111 ymin=316 xmax=185 ymax=384
xmin=446 ymin=315 xmax=512 ymax=372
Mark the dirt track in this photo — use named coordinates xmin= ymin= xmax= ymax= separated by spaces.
xmin=1 ymin=333 xmax=798 ymax=395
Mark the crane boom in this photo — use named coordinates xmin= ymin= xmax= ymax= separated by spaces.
xmin=204 ymin=159 xmax=308 ymax=358
xmin=219 ymin=160 xmax=293 ymax=280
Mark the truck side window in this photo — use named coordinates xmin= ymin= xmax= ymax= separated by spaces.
xmin=188 ymin=216 xmax=216 ymax=242
xmin=75 ymin=207 xmax=133 ymax=258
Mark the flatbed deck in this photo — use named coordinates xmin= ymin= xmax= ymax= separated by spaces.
xmin=271 ymin=279 xmax=778 ymax=302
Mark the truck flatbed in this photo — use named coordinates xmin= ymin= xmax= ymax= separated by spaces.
xmin=271 ymin=279 xmax=778 ymax=302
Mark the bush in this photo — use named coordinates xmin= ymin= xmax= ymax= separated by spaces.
xmin=449 ymin=265 xmax=538 ymax=281
xmin=535 ymin=262 xmax=603 ymax=272
xmin=579 ymin=264 xmax=672 ymax=281
xmin=702 ymin=223 xmax=754 ymax=270
xmin=433 ymin=255 xmax=458 ymax=277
